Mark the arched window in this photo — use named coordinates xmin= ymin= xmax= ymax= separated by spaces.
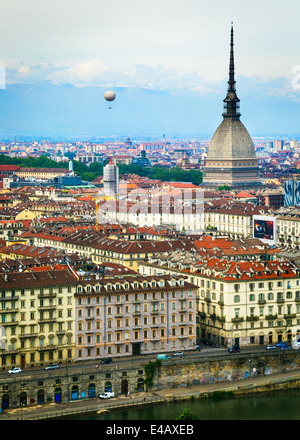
xmin=71 ymin=386 xmax=79 ymax=401
xmin=88 ymin=383 xmax=96 ymax=398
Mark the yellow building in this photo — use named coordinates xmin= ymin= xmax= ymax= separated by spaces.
xmin=15 ymin=209 xmax=37 ymax=221
xmin=0 ymin=270 xmax=77 ymax=369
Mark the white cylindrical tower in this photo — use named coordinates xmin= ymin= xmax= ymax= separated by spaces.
xmin=103 ymin=159 xmax=119 ymax=196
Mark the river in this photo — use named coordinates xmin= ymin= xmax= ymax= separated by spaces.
xmin=62 ymin=389 xmax=300 ymax=420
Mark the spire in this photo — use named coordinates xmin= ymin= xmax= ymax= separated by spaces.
xmin=222 ymin=23 xmax=240 ymax=120
xmin=228 ymin=23 xmax=235 ymax=92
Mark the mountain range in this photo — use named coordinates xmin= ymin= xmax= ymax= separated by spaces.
xmin=0 ymin=78 xmax=299 ymax=140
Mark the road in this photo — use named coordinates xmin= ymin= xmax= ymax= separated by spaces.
xmin=1 ymin=343 xmax=287 ymax=379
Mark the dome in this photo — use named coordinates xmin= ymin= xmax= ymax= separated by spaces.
xmin=206 ymin=118 xmax=257 ymax=161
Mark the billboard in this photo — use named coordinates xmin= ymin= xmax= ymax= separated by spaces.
xmin=284 ymin=179 xmax=294 ymax=206
xmin=253 ymin=215 xmax=277 ymax=245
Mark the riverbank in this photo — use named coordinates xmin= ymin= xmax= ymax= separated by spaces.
xmin=2 ymin=368 xmax=300 ymax=420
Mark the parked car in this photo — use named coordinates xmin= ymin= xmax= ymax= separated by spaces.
xmin=276 ymin=342 xmax=289 ymax=349
xmin=101 ymin=357 xmax=113 ymax=364
xmin=99 ymin=392 xmax=115 ymax=399
xmin=45 ymin=363 xmax=59 ymax=370
xmin=266 ymin=344 xmax=277 ymax=350
xmin=173 ymin=351 xmax=184 ymax=357
xmin=228 ymin=345 xmax=240 ymax=353
xmin=279 ymin=344 xmax=290 ymax=350
xmin=8 ymin=367 xmax=22 ymax=375
xmin=157 ymin=354 xmax=172 ymax=360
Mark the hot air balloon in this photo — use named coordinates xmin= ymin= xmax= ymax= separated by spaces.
xmin=104 ymin=91 xmax=116 ymax=108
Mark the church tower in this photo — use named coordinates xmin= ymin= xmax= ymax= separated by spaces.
xmin=202 ymin=24 xmax=261 ymax=190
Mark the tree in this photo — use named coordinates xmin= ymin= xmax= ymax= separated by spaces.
xmin=143 ymin=359 xmax=161 ymax=391
xmin=175 ymin=408 xmax=199 ymax=420
xmin=217 ymin=184 xmax=231 ymax=191
xmin=81 ymin=172 xmax=97 ymax=182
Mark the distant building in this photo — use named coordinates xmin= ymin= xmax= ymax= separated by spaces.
xmin=15 ymin=167 xmax=71 ymax=180
xmin=131 ymin=150 xmax=152 ymax=168
xmin=202 ymin=25 xmax=261 ymax=190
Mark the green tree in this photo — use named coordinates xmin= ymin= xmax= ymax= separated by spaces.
xmin=175 ymin=408 xmax=199 ymax=420
xmin=217 ymin=184 xmax=231 ymax=191
xmin=81 ymin=172 xmax=97 ymax=182
xmin=143 ymin=359 xmax=161 ymax=391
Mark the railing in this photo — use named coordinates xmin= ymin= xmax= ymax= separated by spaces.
xmin=23 ymin=395 xmax=168 ymax=420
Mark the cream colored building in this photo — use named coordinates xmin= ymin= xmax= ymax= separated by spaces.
xmin=101 ymin=198 xmax=271 ymax=238
xmin=139 ymin=259 xmax=300 ymax=348
xmin=0 ymin=270 xmax=76 ymax=370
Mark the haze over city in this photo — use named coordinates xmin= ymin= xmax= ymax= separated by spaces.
xmin=1 ymin=0 xmax=300 ymax=138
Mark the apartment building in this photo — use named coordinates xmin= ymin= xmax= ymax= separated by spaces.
xmin=275 ymin=207 xmax=300 ymax=249
xmin=139 ymin=258 xmax=300 ymax=348
xmin=30 ymin=230 xmax=195 ymax=271
xmin=101 ymin=198 xmax=272 ymax=238
xmin=74 ymin=274 xmax=198 ymax=361
xmin=0 ymin=270 xmax=77 ymax=370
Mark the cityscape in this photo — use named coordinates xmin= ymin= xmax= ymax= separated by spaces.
xmin=1 ymin=0 xmax=300 ymax=424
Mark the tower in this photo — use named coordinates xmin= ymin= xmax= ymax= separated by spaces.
xmin=103 ymin=159 xmax=119 ymax=197
xmin=202 ymin=24 xmax=261 ymax=190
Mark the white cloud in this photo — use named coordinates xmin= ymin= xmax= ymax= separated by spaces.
xmin=61 ymin=60 xmax=111 ymax=85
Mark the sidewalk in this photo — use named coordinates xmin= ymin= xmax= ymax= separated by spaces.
xmin=2 ymin=369 xmax=300 ymax=420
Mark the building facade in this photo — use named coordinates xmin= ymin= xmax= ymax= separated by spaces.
xmin=140 ymin=259 xmax=300 ymax=348
xmin=75 ymin=275 xmax=198 ymax=361
xmin=0 ymin=270 xmax=76 ymax=370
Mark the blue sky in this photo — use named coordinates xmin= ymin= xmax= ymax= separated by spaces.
xmin=1 ymin=0 xmax=300 ymax=138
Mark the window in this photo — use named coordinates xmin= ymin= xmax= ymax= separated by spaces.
xmin=234 ymin=295 xmax=240 ymax=303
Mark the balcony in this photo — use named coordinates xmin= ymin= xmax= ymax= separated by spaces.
xmin=38 ymin=317 xmax=56 ymax=323
xmin=246 ymin=316 xmax=259 ymax=322
xmin=19 ymin=333 xmax=38 ymax=339
xmin=1 ymin=320 xmax=17 ymax=326
xmin=0 ymin=295 xmax=19 ymax=302
xmin=284 ymin=313 xmax=296 ymax=319
xmin=38 ymin=292 xmax=56 ymax=299
xmin=231 ymin=317 xmax=244 ymax=323
xmin=38 ymin=305 xmax=56 ymax=311
xmin=38 ymin=345 xmax=56 ymax=351
xmin=265 ymin=314 xmax=277 ymax=320
xmin=0 ymin=307 xmax=18 ymax=313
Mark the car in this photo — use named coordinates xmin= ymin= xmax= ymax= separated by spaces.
xmin=8 ymin=367 xmax=22 ymax=375
xmin=99 ymin=392 xmax=115 ymax=399
xmin=228 ymin=345 xmax=240 ymax=353
xmin=279 ymin=344 xmax=290 ymax=350
xmin=173 ymin=351 xmax=184 ymax=357
xmin=101 ymin=357 xmax=113 ymax=364
xmin=276 ymin=341 xmax=289 ymax=348
xmin=45 ymin=363 xmax=59 ymax=370
xmin=266 ymin=344 xmax=277 ymax=350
